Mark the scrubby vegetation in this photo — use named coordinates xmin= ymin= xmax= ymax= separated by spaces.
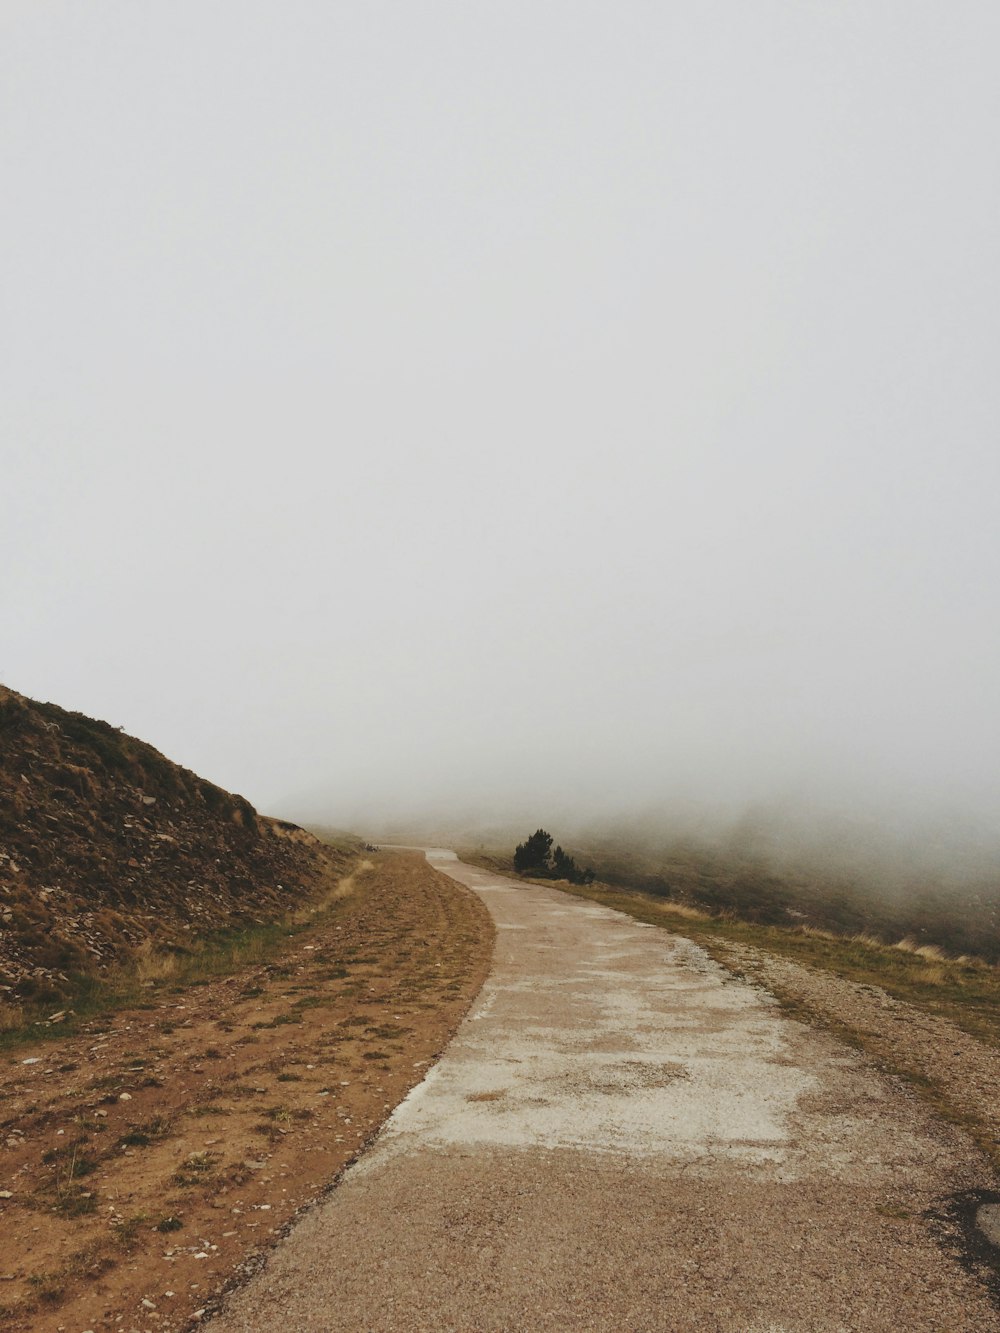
xmin=470 ymin=826 xmax=1000 ymax=966
xmin=0 ymin=683 xmax=352 ymax=1012
xmin=513 ymin=829 xmax=594 ymax=884
xmin=557 ymin=836 xmax=1000 ymax=963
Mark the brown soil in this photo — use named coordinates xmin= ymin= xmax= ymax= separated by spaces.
xmin=0 ymin=852 xmax=494 ymax=1333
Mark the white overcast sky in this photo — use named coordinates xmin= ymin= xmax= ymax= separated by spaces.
xmin=3 ymin=2 xmax=999 ymax=841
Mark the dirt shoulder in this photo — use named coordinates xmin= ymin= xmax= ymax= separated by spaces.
xmin=712 ymin=938 xmax=1000 ymax=1165
xmin=0 ymin=851 xmax=494 ymax=1333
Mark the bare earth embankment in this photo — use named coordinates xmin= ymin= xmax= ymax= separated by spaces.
xmin=0 ymin=852 xmax=493 ymax=1332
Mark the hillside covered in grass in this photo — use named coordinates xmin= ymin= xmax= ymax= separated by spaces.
xmin=580 ymin=837 xmax=1000 ymax=963
xmin=469 ymin=824 xmax=1000 ymax=964
xmin=0 ymin=685 xmax=344 ymax=1007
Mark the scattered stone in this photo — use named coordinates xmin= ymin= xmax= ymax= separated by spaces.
xmin=0 ymin=844 xmax=491 ymax=1333
xmin=978 ymin=1202 xmax=1000 ymax=1247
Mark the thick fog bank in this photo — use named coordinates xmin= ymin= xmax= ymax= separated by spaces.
xmin=5 ymin=2 xmax=998 ymax=910
xmin=284 ymin=777 xmax=1000 ymax=901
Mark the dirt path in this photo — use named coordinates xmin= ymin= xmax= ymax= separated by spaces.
xmin=213 ymin=852 xmax=999 ymax=1332
xmin=0 ymin=852 xmax=492 ymax=1332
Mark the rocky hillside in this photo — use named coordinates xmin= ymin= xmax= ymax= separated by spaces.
xmin=0 ymin=685 xmax=340 ymax=1006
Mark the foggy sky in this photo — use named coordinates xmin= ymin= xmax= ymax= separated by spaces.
xmin=4 ymin=3 xmax=999 ymax=853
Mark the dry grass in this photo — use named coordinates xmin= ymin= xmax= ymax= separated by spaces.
xmin=132 ymin=941 xmax=180 ymax=984
xmin=0 ymin=860 xmax=360 ymax=1052
xmin=290 ymin=860 xmax=373 ymax=924
xmin=653 ymin=900 xmax=709 ymax=921
xmin=0 ymin=852 xmax=495 ymax=1333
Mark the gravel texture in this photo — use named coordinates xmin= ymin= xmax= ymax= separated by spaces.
xmin=211 ymin=853 xmax=1000 ymax=1331
xmin=714 ymin=938 xmax=1000 ymax=1149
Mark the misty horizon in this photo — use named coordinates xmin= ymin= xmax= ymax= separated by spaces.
xmin=4 ymin=3 xmax=999 ymax=891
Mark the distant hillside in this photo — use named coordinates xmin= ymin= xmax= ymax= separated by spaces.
xmin=529 ymin=833 xmax=1000 ymax=963
xmin=467 ymin=826 xmax=1000 ymax=963
xmin=0 ymin=685 xmax=343 ymax=1005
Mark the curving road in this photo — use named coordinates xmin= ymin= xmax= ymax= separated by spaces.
xmin=212 ymin=852 xmax=997 ymax=1331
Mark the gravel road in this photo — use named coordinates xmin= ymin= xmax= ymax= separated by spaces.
xmin=211 ymin=852 xmax=998 ymax=1331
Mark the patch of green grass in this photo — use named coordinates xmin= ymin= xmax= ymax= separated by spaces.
xmin=0 ymin=923 xmax=290 ymax=1051
xmin=0 ymin=855 xmax=372 ymax=1052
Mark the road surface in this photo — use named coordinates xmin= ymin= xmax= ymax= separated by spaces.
xmin=212 ymin=852 xmax=997 ymax=1331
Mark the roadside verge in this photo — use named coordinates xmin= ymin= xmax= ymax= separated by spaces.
xmin=0 ymin=851 xmax=494 ymax=1333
